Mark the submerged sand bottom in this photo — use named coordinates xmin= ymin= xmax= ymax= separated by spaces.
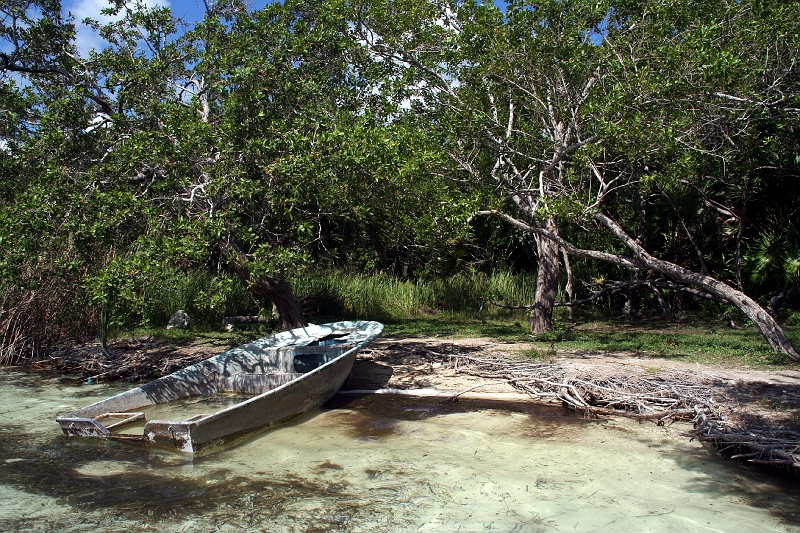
xmin=1 ymin=368 xmax=799 ymax=532
xmin=108 ymin=392 xmax=258 ymax=436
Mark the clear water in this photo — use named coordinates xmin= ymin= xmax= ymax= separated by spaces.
xmin=1 ymin=367 xmax=799 ymax=533
xmin=107 ymin=392 xmax=258 ymax=435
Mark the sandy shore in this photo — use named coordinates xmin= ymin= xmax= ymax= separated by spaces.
xmin=346 ymin=336 xmax=800 ymax=434
xmin=41 ymin=332 xmax=800 ymax=470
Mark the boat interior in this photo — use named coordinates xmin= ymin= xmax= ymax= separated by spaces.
xmin=61 ymin=328 xmax=365 ymax=436
xmin=57 ymin=321 xmax=383 ymax=442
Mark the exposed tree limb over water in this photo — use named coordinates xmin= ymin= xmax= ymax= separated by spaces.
xmin=686 ymin=410 xmax=800 ymax=468
xmin=450 ymin=355 xmax=800 ymax=469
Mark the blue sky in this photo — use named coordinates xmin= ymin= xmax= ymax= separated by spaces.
xmin=62 ymin=0 xmax=274 ymax=54
xmin=167 ymin=0 xmax=274 ymax=19
xmin=61 ymin=0 xmax=508 ymax=56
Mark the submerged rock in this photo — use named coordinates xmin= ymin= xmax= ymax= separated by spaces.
xmin=167 ymin=310 xmax=190 ymax=329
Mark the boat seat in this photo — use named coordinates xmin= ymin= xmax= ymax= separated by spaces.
xmin=93 ymin=412 xmax=145 ymax=431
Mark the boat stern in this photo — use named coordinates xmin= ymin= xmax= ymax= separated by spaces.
xmin=56 ymin=416 xmax=112 ymax=438
xmin=141 ymin=420 xmax=195 ymax=453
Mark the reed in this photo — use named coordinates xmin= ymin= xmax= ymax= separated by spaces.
xmin=0 ymin=272 xmax=95 ymax=364
xmin=290 ymin=270 xmax=537 ymax=320
xmin=135 ymin=270 xmax=260 ymax=328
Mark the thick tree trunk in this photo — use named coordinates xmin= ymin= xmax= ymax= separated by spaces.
xmin=623 ymin=267 xmax=640 ymax=319
xmin=735 ymin=190 xmax=748 ymax=291
xmin=561 ymin=247 xmax=574 ymax=319
xmin=217 ymin=241 xmax=308 ymax=330
xmin=479 ymin=210 xmax=799 ymax=360
xmin=530 ymin=217 xmax=561 ymax=334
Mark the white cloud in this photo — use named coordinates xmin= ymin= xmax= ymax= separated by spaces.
xmin=64 ymin=0 xmax=171 ymax=56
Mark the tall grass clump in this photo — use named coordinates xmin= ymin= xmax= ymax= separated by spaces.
xmin=108 ymin=269 xmax=537 ymax=327
xmin=111 ymin=269 xmax=262 ymax=329
xmin=437 ymin=270 xmax=537 ymax=312
xmin=291 ymin=270 xmax=536 ymax=320
xmin=0 ymin=271 xmax=95 ymax=364
xmin=291 ymin=272 xmax=429 ymax=318
xmin=1 ymin=267 xmax=537 ymax=362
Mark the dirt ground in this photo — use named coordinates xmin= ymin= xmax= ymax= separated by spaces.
xmin=43 ymin=333 xmax=800 ymax=433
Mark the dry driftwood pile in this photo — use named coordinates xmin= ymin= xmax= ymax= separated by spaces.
xmin=47 ymin=338 xmax=221 ymax=382
xmin=688 ymin=411 xmax=800 ymax=469
xmin=451 ymin=355 xmax=800 ymax=470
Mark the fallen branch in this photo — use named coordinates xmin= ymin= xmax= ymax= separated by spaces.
xmin=44 ymin=338 xmax=222 ymax=382
xmin=451 ymin=355 xmax=800 ymax=469
xmin=483 ymin=279 xmax=725 ymax=312
xmin=478 ymin=209 xmax=799 ymax=359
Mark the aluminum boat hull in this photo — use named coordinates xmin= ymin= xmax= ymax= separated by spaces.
xmin=56 ymin=320 xmax=383 ymax=453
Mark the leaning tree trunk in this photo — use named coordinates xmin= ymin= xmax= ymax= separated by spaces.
xmin=590 ymin=214 xmax=798 ymax=358
xmin=479 ymin=209 xmax=799 ymax=360
xmin=217 ymin=241 xmax=308 ymax=330
xmin=530 ymin=217 xmax=561 ymax=334
xmin=622 ymin=267 xmax=641 ymax=319
xmin=561 ymin=247 xmax=574 ymax=319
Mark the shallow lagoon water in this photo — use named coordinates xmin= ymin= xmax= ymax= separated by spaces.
xmin=1 ymin=367 xmax=799 ymax=532
xmin=110 ymin=392 xmax=258 ymax=435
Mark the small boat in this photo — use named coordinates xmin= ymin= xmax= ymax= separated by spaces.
xmin=56 ymin=320 xmax=383 ymax=453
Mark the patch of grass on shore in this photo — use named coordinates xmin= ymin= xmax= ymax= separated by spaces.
xmin=543 ymin=320 xmax=799 ymax=368
xmin=380 ymin=314 xmax=531 ymax=339
xmin=380 ymin=313 xmax=800 ymax=369
xmin=108 ymin=309 xmax=799 ymax=371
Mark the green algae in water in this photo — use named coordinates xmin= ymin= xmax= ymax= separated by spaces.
xmin=2 ymin=367 xmax=800 ymax=532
